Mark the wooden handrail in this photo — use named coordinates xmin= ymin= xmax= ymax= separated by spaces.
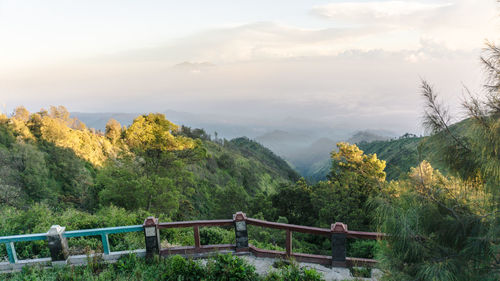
xmin=155 ymin=215 xmax=384 ymax=267
xmin=157 ymin=219 xmax=233 ymax=229
xmin=347 ymin=230 xmax=386 ymax=240
xmin=246 ymin=218 xmax=331 ymax=236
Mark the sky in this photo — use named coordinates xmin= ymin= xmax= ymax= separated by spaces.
xmin=0 ymin=0 xmax=498 ymax=135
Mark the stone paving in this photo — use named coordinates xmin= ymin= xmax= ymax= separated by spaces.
xmin=239 ymin=255 xmax=382 ymax=281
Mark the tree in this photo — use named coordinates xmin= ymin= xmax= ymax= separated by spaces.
xmin=329 ymin=142 xmax=386 ymax=185
xmin=96 ymin=156 xmax=182 ymax=215
xmin=212 ymin=180 xmax=249 ymax=218
xmin=125 ymin=113 xmax=194 ymax=155
xmin=105 ymin=119 xmax=122 ymax=144
xmin=374 ymin=161 xmax=496 ymax=281
xmin=12 ymin=106 xmax=30 ymax=122
xmin=12 ymin=143 xmax=54 ymax=202
xmin=375 ymin=41 xmax=500 ymax=280
xmin=48 ymin=105 xmax=70 ymax=124
xmin=312 ymin=142 xmax=386 ymax=230
xmin=271 ymin=179 xmax=316 ymax=225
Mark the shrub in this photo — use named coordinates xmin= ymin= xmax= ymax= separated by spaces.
xmin=347 ymin=239 xmax=379 ymax=259
xmin=199 ymin=227 xmax=234 ymax=245
xmin=160 ymin=255 xmax=205 ymax=281
xmin=207 ymin=253 xmax=260 ymax=281
xmin=265 ymin=262 xmax=324 ymax=281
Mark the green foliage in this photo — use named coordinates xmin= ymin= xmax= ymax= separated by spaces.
xmin=0 ymin=204 xmax=148 ymax=259
xmin=0 ymin=122 xmax=15 ymax=148
xmin=104 ymin=119 xmax=122 ymax=145
xmin=347 ymin=239 xmax=379 ymax=259
xmin=125 ymin=113 xmax=194 ymax=154
xmin=96 ymin=155 xmax=183 ymax=214
xmin=206 ymin=254 xmax=260 ymax=281
xmin=199 ymin=227 xmax=235 ymax=245
xmin=12 ymin=143 xmax=53 ymax=202
xmin=358 ymin=135 xmax=426 ymax=181
xmin=371 ymin=42 xmax=500 ymax=281
xmin=264 ymin=262 xmax=324 ymax=281
xmin=349 ymin=267 xmax=371 ymax=278
xmin=178 ymin=125 xmax=211 ymax=141
xmin=311 ymin=143 xmax=385 ymax=230
xmin=374 ymin=162 xmax=497 ymax=281
xmin=212 ymin=181 xmax=250 ymax=218
xmin=40 ymin=113 xmax=117 ymax=166
xmin=3 ymin=253 xmax=326 ymax=280
xmin=271 ymin=179 xmax=316 ymax=225
xmin=159 ymin=255 xmax=206 ymax=280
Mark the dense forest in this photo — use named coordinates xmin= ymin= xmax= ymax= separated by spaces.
xmin=1 ymin=43 xmax=499 ymax=280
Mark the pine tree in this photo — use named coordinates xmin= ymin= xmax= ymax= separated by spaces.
xmin=375 ymin=42 xmax=500 ymax=281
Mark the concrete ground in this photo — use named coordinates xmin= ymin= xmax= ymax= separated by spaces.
xmin=239 ymin=255 xmax=382 ymax=281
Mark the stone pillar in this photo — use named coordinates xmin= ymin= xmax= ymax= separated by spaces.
xmin=47 ymin=225 xmax=69 ymax=264
xmin=143 ymin=217 xmax=160 ymax=258
xmin=331 ymin=222 xmax=348 ymax=267
xmin=233 ymin=212 xmax=248 ymax=251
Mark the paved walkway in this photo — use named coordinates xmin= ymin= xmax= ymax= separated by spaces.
xmin=240 ymin=255 xmax=382 ymax=281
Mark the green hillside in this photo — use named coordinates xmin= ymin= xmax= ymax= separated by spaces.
xmin=359 ymin=120 xmax=471 ymax=181
xmin=358 ymin=135 xmax=424 ymax=181
xmin=0 ymin=106 xmax=298 ymax=220
xmin=305 ymin=120 xmax=471 ymax=182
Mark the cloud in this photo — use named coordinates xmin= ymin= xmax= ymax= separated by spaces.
xmin=1 ymin=1 xmax=495 ymax=135
xmin=114 ymin=22 xmax=387 ymax=63
xmin=312 ymin=1 xmax=452 ymax=23
xmin=311 ymin=0 xmax=498 ymax=51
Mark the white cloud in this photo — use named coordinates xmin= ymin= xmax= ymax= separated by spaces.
xmin=109 ymin=22 xmax=390 ymax=63
xmin=311 ymin=0 xmax=498 ymax=51
xmin=1 ymin=0 xmax=496 ymax=135
xmin=312 ymin=1 xmax=452 ymax=22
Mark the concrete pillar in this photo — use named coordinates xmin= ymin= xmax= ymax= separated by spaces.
xmin=47 ymin=225 xmax=69 ymax=264
xmin=233 ymin=211 xmax=248 ymax=251
xmin=331 ymin=222 xmax=347 ymax=267
xmin=143 ymin=217 xmax=160 ymax=258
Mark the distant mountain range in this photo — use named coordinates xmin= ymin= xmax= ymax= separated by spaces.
xmin=72 ymin=111 xmax=399 ymax=181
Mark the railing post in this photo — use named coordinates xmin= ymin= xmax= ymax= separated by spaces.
xmin=101 ymin=234 xmax=110 ymax=255
xmin=233 ymin=211 xmax=248 ymax=251
xmin=193 ymin=225 xmax=201 ymax=249
xmin=143 ymin=217 xmax=160 ymax=258
xmin=286 ymin=230 xmax=292 ymax=257
xmin=331 ymin=222 xmax=348 ymax=267
xmin=47 ymin=225 xmax=69 ymax=264
xmin=5 ymin=242 xmax=17 ymax=264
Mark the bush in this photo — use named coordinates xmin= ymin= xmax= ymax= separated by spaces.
xmin=200 ymin=227 xmax=234 ymax=245
xmin=350 ymin=267 xmax=371 ymax=278
xmin=347 ymin=239 xmax=379 ymax=259
xmin=207 ymin=253 xmax=260 ymax=281
xmin=3 ymin=253 xmax=330 ymax=280
xmin=264 ymin=262 xmax=324 ymax=281
xmin=161 ymin=255 xmax=205 ymax=281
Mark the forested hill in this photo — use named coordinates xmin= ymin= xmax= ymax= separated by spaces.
xmin=358 ymin=134 xmax=424 ymax=181
xmin=305 ymin=120 xmax=470 ymax=182
xmin=0 ymin=106 xmax=298 ymax=220
xmin=357 ymin=120 xmax=470 ymax=181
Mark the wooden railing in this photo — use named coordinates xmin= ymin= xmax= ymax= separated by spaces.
xmin=150 ymin=212 xmax=384 ymax=267
xmin=1 ymin=211 xmax=385 ymax=271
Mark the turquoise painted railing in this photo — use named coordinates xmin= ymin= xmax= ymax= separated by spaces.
xmin=1 ymin=225 xmax=144 ymax=264
xmin=0 ymin=233 xmax=47 ymax=263
xmin=64 ymin=225 xmax=143 ymax=255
